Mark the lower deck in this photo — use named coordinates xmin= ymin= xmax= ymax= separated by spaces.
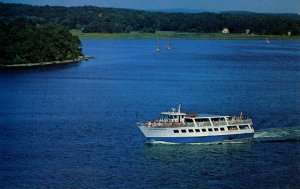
xmin=138 ymin=123 xmax=255 ymax=143
xmin=147 ymin=132 xmax=254 ymax=143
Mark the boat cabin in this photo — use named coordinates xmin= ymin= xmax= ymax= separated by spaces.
xmin=161 ymin=108 xmax=186 ymax=123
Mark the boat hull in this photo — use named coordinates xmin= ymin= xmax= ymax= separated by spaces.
xmin=146 ymin=133 xmax=254 ymax=143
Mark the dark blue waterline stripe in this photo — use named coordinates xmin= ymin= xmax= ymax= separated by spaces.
xmin=147 ymin=133 xmax=254 ymax=143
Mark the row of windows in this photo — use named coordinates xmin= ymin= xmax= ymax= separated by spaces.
xmin=174 ymin=127 xmax=225 ymax=133
xmin=186 ymin=118 xmax=227 ymax=123
xmin=173 ymin=125 xmax=251 ymax=133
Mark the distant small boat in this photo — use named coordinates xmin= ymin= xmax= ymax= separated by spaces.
xmin=266 ymin=37 xmax=270 ymax=44
xmin=167 ymin=34 xmax=172 ymax=50
xmin=156 ymin=36 xmax=160 ymax=52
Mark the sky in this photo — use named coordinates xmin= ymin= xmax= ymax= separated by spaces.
xmin=1 ymin=0 xmax=300 ymax=13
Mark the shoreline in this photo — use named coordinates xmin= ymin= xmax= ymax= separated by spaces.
xmin=0 ymin=56 xmax=94 ymax=69
xmin=71 ymin=30 xmax=300 ymax=40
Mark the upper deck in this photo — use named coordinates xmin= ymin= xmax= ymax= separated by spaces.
xmin=141 ymin=115 xmax=252 ymax=127
xmin=139 ymin=106 xmax=252 ymax=128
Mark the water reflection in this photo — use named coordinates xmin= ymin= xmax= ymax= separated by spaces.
xmin=138 ymin=142 xmax=256 ymax=189
xmin=142 ymin=142 xmax=253 ymax=163
xmin=0 ymin=60 xmax=81 ymax=73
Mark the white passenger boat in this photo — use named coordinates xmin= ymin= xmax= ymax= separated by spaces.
xmin=137 ymin=105 xmax=255 ymax=143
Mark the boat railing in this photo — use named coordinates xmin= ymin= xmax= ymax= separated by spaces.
xmin=185 ymin=122 xmax=195 ymax=127
xmin=211 ymin=121 xmax=227 ymax=126
xmin=227 ymin=118 xmax=252 ymax=125
xmin=139 ymin=121 xmax=194 ymax=128
xmin=196 ymin=122 xmax=212 ymax=127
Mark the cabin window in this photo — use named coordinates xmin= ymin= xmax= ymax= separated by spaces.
xmin=188 ymin=129 xmax=194 ymax=133
xmin=220 ymin=128 xmax=225 ymax=131
xmin=211 ymin=117 xmax=225 ymax=122
xmin=195 ymin=129 xmax=200 ymax=132
xmin=202 ymin=129 xmax=206 ymax=132
xmin=173 ymin=130 xmax=179 ymax=133
xmin=208 ymin=128 xmax=213 ymax=132
xmin=227 ymin=126 xmax=238 ymax=131
xmin=227 ymin=116 xmax=233 ymax=120
xmin=195 ymin=118 xmax=210 ymax=122
xmin=181 ymin=129 xmax=187 ymax=133
xmin=214 ymin=128 xmax=219 ymax=131
xmin=250 ymin=125 xmax=253 ymax=129
xmin=185 ymin=118 xmax=194 ymax=123
xmin=195 ymin=118 xmax=211 ymax=126
xmin=239 ymin=125 xmax=249 ymax=130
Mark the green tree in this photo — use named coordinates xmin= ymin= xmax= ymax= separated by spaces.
xmin=0 ymin=20 xmax=82 ymax=65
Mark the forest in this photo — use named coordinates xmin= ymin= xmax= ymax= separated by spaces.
xmin=0 ymin=19 xmax=82 ymax=65
xmin=1 ymin=2 xmax=300 ymax=35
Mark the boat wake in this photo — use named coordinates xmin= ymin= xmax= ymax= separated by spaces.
xmin=146 ymin=141 xmax=180 ymax=145
xmin=253 ymin=126 xmax=300 ymax=143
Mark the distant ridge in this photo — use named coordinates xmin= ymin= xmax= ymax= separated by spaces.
xmin=149 ymin=8 xmax=217 ymax=13
xmin=0 ymin=2 xmax=299 ymax=35
xmin=222 ymin=11 xmax=300 ymax=16
xmin=149 ymin=9 xmax=300 ymax=15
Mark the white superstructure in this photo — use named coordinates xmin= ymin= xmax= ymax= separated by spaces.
xmin=137 ymin=105 xmax=255 ymax=143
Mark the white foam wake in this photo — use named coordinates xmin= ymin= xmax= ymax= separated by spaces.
xmin=254 ymin=126 xmax=300 ymax=142
xmin=254 ymin=126 xmax=300 ymax=138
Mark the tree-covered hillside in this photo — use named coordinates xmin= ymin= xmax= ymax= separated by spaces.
xmin=1 ymin=2 xmax=300 ymax=35
xmin=0 ymin=19 xmax=82 ymax=65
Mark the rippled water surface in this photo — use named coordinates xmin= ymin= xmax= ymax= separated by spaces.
xmin=0 ymin=39 xmax=299 ymax=188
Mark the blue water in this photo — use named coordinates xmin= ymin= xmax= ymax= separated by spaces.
xmin=0 ymin=39 xmax=299 ymax=188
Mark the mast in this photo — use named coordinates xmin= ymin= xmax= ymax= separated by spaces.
xmin=178 ymin=103 xmax=181 ymax=113
xmin=156 ymin=36 xmax=160 ymax=52
xmin=167 ymin=33 xmax=172 ymax=50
